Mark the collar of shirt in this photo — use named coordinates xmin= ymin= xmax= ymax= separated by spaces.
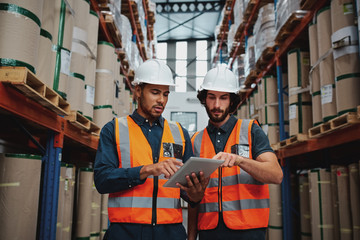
xmin=130 ymin=109 xmax=164 ymax=128
xmin=207 ymin=114 xmax=237 ymax=134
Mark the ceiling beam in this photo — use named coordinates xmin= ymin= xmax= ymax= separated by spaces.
xmin=156 ymin=1 xmax=223 ymax=13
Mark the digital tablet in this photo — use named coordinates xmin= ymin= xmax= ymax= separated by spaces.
xmin=163 ymin=157 xmax=224 ymax=188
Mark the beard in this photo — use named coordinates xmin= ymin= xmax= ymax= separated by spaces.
xmin=138 ymin=92 xmax=163 ymax=121
xmin=206 ymin=106 xmax=230 ymax=123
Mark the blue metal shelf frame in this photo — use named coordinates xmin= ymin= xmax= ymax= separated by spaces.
xmin=38 ymin=131 xmax=63 ymax=240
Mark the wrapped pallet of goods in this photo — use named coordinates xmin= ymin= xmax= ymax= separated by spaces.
xmin=254 ymin=3 xmax=275 ymax=64
xmin=76 ymin=168 xmax=94 ymax=239
xmin=244 ymin=36 xmax=255 ymax=80
xmin=83 ymin=10 xmax=99 ymax=121
xmin=308 ymin=21 xmax=322 ymax=126
xmin=336 ymin=166 xmax=353 ymax=240
xmin=233 ymin=0 xmax=244 ymax=29
xmin=317 ymin=6 xmax=337 ymax=122
xmin=330 ymin=0 xmax=360 ymax=115
xmin=227 ymin=24 xmax=238 ymax=55
xmin=248 ymin=91 xmax=258 ymax=119
xmin=94 ymin=41 xmax=116 ymax=128
xmin=37 ymin=0 xmax=57 ymax=88
xmin=53 ymin=0 xmax=74 ymax=99
xmin=287 ymin=49 xmax=312 ymax=136
xmin=299 ymin=172 xmax=311 ymax=240
xmin=233 ymin=54 xmax=246 ymax=88
xmin=308 ymin=168 xmax=334 ymax=240
xmin=0 ymin=154 xmax=42 ymax=239
xmin=349 ymin=163 xmax=360 ymax=239
xmin=0 ymin=0 xmax=43 ymax=74
xmin=67 ymin=0 xmax=91 ymax=114
xmin=268 ymin=184 xmax=283 ymax=240
xmin=275 ymin=0 xmax=306 ymax=40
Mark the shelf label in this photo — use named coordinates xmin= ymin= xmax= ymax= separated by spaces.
xmin=343 ymin=3 xmax=354 ymax=15
xmin=321 ymin=84 xmax=333 ymax=105
xmin=60 ymin=49 xmax=71 ymax=76
xmin=85 ymin=85 xmax=95 ymax=105
xmin=289 ymin=105 xmax=297 ymax=120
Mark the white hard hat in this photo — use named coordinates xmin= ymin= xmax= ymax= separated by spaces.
xmin=132 ymin=59 xmax=176 ymax=86
xmin=199 ymin=64 xmax=239 ymax=93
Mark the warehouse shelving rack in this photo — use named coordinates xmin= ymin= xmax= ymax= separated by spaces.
xmin=0 ymin=78 xmax=98 ymax=240
xmin=213 ymin=0 xmax=360 ymax=239
xmin=0 ymin=0 xmax=155 ymax=238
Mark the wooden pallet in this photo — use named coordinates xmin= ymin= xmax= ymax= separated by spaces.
xmin=280 ymin=133 xmax=308 ymax=148
xmin=309 ymin=112 xmax=360 ymax=138
xmin=331 ymin=112 xmax=360 ymax=129
xmin=275 ymin=10 xmax=308 ymax=44
xmin=103 ymin=13 xmax=122 ymax=48
xmin=65 ymin=111 xmax=90 ymax=131
xmin=244 ymin=69 xmax=259 ymax=87
xmin=65 ymin=111 xmax=101 ymax=136
xmin=0 ymin=67 xmax=70 ymax=116
xmin=243 ymin=0 xmax=273 ymax=23
xmin=89 ymin=122 xmax=101 ymax=136
xmin=271 ymin=142 xmax=280 ymax=151
xmin=300 ymin=0 xmax=317 ymax=10
xmin=255 ymin=46 xmax=276 ymax=70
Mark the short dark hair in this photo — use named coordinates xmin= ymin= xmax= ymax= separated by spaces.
xmin=197 ymin=90 xmax=241 ymax=113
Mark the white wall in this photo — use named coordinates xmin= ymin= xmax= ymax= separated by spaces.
xmin=163 ymin=92 xmax=208 ymax=135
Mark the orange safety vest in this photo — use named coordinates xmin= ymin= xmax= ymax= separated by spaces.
xmin=108 ymin=116 xmax=185 ymax=224
xmin=191 ymin=119 xmax=270 ymax=230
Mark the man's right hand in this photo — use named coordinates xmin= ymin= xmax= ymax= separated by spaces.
xmin=140 ymin=158 xmax=183 ymax=180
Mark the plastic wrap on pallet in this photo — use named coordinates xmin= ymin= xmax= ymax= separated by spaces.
xmin=227 ymin=24 xmax=238 ymax=54
xmin=233 ymin=54 xmax=246 ymax=88
xmin=244 ymin=36 xmax=255 ymax=78
xmin=110 ymin=0 xmax=121 ymax=14
xmin=275 ymin=0 xmax=301 ymax=35
xmin=119 ymin=14 xmax=133 ymax=64
xmin=254 ymin=4 xmax=275 ymax=63
xmin=129 ymin=42 xmax=141 ymax=70
xmin=234 ymin=0 xmax=244 ymax=27
xmin=242 ymin=0 xmax=250 ymax=16
xmin=137 ymin=0 xmax=148 ymax=49
xmin=110 ymin=0 xmax=122 ymax=32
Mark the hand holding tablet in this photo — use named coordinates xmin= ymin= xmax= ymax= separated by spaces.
xmin=163 ymin=157 xmax=224 ymax=188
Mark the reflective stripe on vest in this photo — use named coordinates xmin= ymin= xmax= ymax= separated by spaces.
xmin=109 ymin=116 xmax=185 ymax=224
xmin=191 ymin=119 xmax=270 ymax=230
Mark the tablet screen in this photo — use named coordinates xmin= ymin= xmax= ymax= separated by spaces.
xmin=163 ymin=157 xmax=224 ymax=188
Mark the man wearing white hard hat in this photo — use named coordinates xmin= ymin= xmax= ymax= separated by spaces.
xmin=94 ymin=59 xmax=208 ymax=240
xmin=187 ymin=64 xmax=283 ymax=240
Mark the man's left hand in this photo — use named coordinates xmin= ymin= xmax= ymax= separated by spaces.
xmin=177 ymin=171 xmax=209 ymax=203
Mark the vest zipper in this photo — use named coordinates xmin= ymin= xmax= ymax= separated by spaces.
xmin=218 ymin=167 xmax=222 ymax=213
xmin=152 ymin=157 xmax=159 ymax=226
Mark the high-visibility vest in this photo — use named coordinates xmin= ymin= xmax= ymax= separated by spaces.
xmin=191 ymin=119 xmax=270 ymax=230
xmin=108 ymin=116 xmax=185 ymax=224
